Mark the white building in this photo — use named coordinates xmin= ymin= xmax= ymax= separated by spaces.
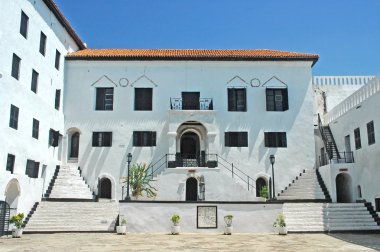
xmin=0 ymin=0 xmax=85 ymax=215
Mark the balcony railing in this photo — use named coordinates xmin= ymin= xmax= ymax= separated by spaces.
xmin=319 ymin=151 xmax=354 ymax=166
xmin=170 ymin=98 xmax=213 ymax=110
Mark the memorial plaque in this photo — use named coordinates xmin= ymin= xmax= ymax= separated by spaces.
xmin=197 ymin=206 xmax=217 ymax=229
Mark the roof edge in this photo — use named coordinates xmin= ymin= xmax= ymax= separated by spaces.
xmin=43 ymin=0 xmax=86 ymax=50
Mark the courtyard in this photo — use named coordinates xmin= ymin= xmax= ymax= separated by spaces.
xmin=1 ymin=232 xmax=380 ymax=251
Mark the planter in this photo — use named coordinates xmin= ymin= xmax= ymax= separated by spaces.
xmin=12 ymin=228 xmax=23 ymax=238
xmin=171 ymin=225 xmax=180 ymax=235
xmin=116 ymin=225 xmax=127 ymax=235
xmin=278 ymin=226 xmax=288 ymax=235
xmin=224 ymin=226 xmax=233 ymax=235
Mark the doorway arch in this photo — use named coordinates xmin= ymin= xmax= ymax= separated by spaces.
xmin=186 ymin=177 xmax=198 ymax=201
xmin=180 ymin=132 xmax=200 ymax=158
xmin=70 ymin=132 xmax=80 ymax=158
xmin=4 ymin=179 xmax=20 ymax=215
xmin=336 ymin=173 xmax=352 ymax=203
xmin=99 ymin=178 xmax=112 ymax=199
xmin=256 ymin=177 xmax=268 ymax=198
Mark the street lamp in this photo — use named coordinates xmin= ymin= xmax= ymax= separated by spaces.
xmin=126 ymin=153 xmax=133 ymax=201
xmin=269 ymin=154 xmax=276 ymax=200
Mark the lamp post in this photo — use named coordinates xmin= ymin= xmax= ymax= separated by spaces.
xmin=125 ymin=153 xmax=132 ymax=201
xmin=269 ymin=154 xmax=276 ymax=200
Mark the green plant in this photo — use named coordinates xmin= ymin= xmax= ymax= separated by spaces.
xmin=260 ymin=185 xmax=269 ymax=199
xmin=171 ymin=214 xmax=180 ymax=225
xmin=125 ymin=163 xmax=157 ymax=198
xmin=224 ymin=214 xmax=233 ymax=227
xmin=10 ymin=213 xmax=25 ymax=229
xmin=273 ymin=213 xmax=286 ymax=228
xmin=120 ymin=217 xmax=127 ymax=226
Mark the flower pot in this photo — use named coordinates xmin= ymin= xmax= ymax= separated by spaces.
xmin=224 ymin=226 xmax=233 ymax=235
xmin=278 ymin=226 xmax=287 ymax=235
xmin=171 ymin=225 xmax=180 ymax=235
xmin=116 ymin=225 xmax=127 ymax=235
xmin=12 ymin=228 xmax=23 ymax=238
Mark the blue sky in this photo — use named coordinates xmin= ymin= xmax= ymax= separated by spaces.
xmin=55 ymin=0 xmax=380 ymax=75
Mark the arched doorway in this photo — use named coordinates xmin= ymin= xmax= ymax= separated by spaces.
xmin=70 ymin=132 xmax=80 ymax=158
xmin=5 ymin=179 xmax=20 ymax=216
xmin=256 ymin=177 xmax=268 ymax=198
xmin=336 ymin=173 xmax=352 ymax=203
xmin=180 ymin=132 xmax=200 ymax=159
xmin=186 ymin=177 xmax=198 ymax=201
xmin=99 ymin=178 xmax=112 ymax=199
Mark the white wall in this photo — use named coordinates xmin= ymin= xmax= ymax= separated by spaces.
xmin=64 ymin=60 xmax=315 ymax=200
xmin=0 ymin=0 xmax=80 ymax=215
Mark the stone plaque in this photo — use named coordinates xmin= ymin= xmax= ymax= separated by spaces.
xmin=197 ymin=206 xmax=217 ymax=229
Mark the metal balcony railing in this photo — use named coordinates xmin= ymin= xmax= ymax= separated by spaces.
xmin=170 ymin=98 xmax=213 ymax=110
xmin=319 ymin=151 xmax=354 ymax=167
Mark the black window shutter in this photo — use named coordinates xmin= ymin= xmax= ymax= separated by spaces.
xmin=92 ymin=133 xmax=97 ymax=146
xmin=104 ymin=132 xmax=112 ymax=146
xmin=55 ymin=89 xmax=61 ymax=110
xmin=242 ymin=89 xmax=247 ymax=111
xmin=283 ymin=89 xmax=289 ymax=111
xmin=264 ymin=133 xmax=269 ymax=147
xmin=266 ymin=89 xmax=271 ymax=111
xmin=228 ymin=89 xmax=236 ymax=111
xmin=33 ymin=162 xmax=40 ymax=178
xmin=225 ymin=132 xmax=230 ymax=146
xmin=96 ymin=88 xmax=105 ymax=110
xmin=146 ymin=88 xmax=153 ymax=110
xmin=152 ymin=131 xmax=156 ymax=146
xmin=241 ymin=132 xmax=248 ymax=147
xmin=12 ymin=54 xmax=21 ymax=80
xmin=133 ymin=132 xmax=138 ymax=146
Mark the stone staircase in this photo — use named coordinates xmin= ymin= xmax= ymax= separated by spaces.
xmin=283 ymin=203 xmax=380 ymax=232
xmin=24 ymin=201 xmax=119 ymax=232
xmin=277 ymin=169 xmax=329 ymax=201
xmin=47 ymin=165 xmax=93 ymax=199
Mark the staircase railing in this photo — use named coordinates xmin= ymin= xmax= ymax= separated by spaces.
xmin=318 ymin=113 xmax=341 ymax=160
xmin=319 ymin=151 xmax=354 ymax=166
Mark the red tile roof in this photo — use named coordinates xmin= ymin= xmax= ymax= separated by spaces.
xmin=66 ymin=49 xmax=319 ymax=65
xmin=43 ymin=0 xmax=86 ymax=50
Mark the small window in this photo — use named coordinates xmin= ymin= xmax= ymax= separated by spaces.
xmin=264 ymin=132 xmax=287 ymax=148
xmin=266 ymin=88 xmax=289 ymax=111
xmin=9 ymin=105 xmax=19 ymax=130
xmin=135 ymin=88 xmax=153 ymax=111
xmin=55 ymin=50 xmax=61 ymax=70
xmin=55 ymin=89 xmax=61 ymax=110
xmin=225 ymin=132 xmax=248 ymax=147
xmin=49 ymin=129 xmax=59 ymax=147
xmin=133 ymin=131 xmax=156 ymax=147
xmin=39 ymin=32 xmax=47 ymax=56
xmin=20 ymin=11 xmax=29 ymax=38
xmin=11 ymin=53 xmax=21 ymax=80
xmin=376 ymin=198 xmax=380 ymax=212
xmin=354 ymin=128 xmax=361 ymax=149
xmin=6 ymin=154 xmax=15 ymax=174
xmin=95 ymin=88 xmax=114 ymax=111
xmin=367 ymin=121 xmax=375 ymax=145
xmin=32 ymin=118 xmax=39 ymax=139
xmin=31 ymin=69 xmax=39 ymax=93
xmin=25 ymin=159 xmax=39 ymax=178
xmin=228 ymin=88 xmax=246 ymax=111
xmin=92 ymin=132 xmax=112 ymax=147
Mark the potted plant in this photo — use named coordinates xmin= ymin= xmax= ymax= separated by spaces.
xmin=260 ymin=185 xmax=269 ymax=200
xmin=170 ymin=214 xmax=180 ymax=235
xmin=224 ymin=214 xmax=233 ymax=235
xmin=116 ymin=216 xmax=127 ymax=235
xmin=125 ymin=163 xmax=157 ymax=199
xmin=273 ymin=213 xmax=287 ymax=235
xmin=9 ymin=213 xmax=25 ymax=238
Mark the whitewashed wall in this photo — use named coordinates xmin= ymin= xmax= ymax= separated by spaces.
xmin=64 ymin=60 xmax=315 ymax=200
xmin=0 ymin=0 xmax=80 ymax=215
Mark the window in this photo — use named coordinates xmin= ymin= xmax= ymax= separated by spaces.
xmin=95 ymin=88 xmax=114 ymax=111
xmin=31 ymin=69 xmax=39 ymax=93
xmin=6 ymin=154 xmax=15 ymax=174
xmin=266 ymin=88 xmax=289 ymax=111
xmin=39 ymin=32 xmax=47 ymax=56
xmin=264 ymin=132 xmax=287 ymax=148
xmin=9 ymin=105 xmax=19 ymax=130
xmin=55 ymin=89 xmax=61 ymax=110
xmin=367 ymin=121 xmax=375 ymax=145
xmin=32 ymin=118 xmax=39 ymax=139
xmin=25 ymin=159 xmax=39 ymax=178
xmin=55 ymin=50 xmax=61 ymax=70
xmin=228 ymin=88 xmax=246 ymax=111
xmin=135 ymin=88 xmax=153 ymax=111
xmin=225 ymin=132 xmax=248 ymax=147
xmin=20 ymin=11 xmax=29 ymax=38
xmin=133 ymin=131 xmax=156 ymax=146
xmin=376 ymin=198 xmax=380 ymax=212
xmin=49 ymin=129 xmax=59 ymax=147
xmin=354 ymin=128 xmax=361 ymax=149
xmin=11 ymin=53 xmax=21 ymax=80
xmin=92 ymin=132 xmax=112 ymax=147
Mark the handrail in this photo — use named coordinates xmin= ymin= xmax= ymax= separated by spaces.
xmin=318 ymin=114 xmax=341 ymax=160
xmin=319 ymin=151 xmax=354 ymax=166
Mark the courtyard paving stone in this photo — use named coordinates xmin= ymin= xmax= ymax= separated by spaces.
xmin=0 ymin=233 xmax=378 ymax=251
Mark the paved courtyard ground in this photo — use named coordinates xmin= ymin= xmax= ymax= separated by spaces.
xmin=1 ymin=232 xmax=380 ymax=251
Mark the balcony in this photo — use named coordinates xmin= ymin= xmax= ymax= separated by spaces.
xmin=170 ymin=98 xmax=213 ymax=110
